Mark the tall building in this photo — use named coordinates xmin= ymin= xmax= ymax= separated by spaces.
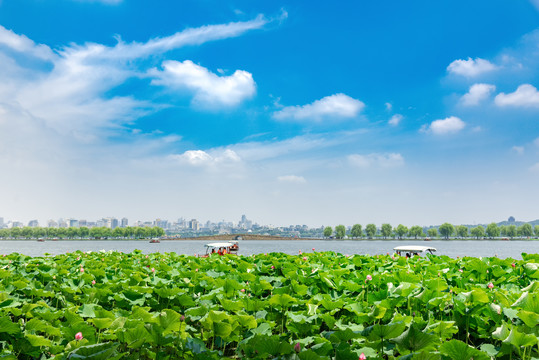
xmin=68 ymin=219 xmax=79 ymax=228
xmin=28 ymin=220 xmax=39 ymax=227
xmin=188 ymin=219 xmax=200 ymax=231
xmin=121 ymin=218 xmax=128 ymax=228
xmin=58 ymin=219 xmax=68 ymax=228
xmin=104 ymin=218 xmax=119 ymax=229
xmin=47 ymin=219 xmax=58 ymax=228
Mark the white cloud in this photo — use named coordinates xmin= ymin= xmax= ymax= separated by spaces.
xmin=460 ymin=83 xmax=496 ymax=106
xmin=348 ymin=153 xmax=404 ymax=168
xmin=447 ymin=57 xmax=498 ymax=77
xmin=385 ymin=102 xmax=392 ymax=111
xmin=512 ymin=146 xmax=525 ymax=155
xmin=172 ymin=149 xmax=241 ymax=167
xmin=0 ymin=26 xmax=54 ymax=60
xmin=388 ymin=114 xmax=403 ymax=126
xmin=423 ymin=116 xmax=466 ymax=135
xmin=151 ymin=60 xmax=256 ymax=107
xmin=277 ymin=175 xmax=306 ymax=184
xmin=273 ymin=93 xmax=364 ymax=121
xmin=494 ymin=84 xmax=539 ymax=107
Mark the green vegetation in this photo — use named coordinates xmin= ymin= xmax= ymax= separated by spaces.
xmin=0 ymin=251 xmax=537 ymax=359
xmin=0 ymin=227 xmax=165 ymax=240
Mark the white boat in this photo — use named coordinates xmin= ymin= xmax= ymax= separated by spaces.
xmin=393 ymin=245 xmax=436 ymax=257
xmin=203 ymin=242 xmax=238 ymax=257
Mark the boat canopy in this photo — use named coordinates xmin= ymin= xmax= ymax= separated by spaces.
xmin=393 ymin=245 xmax=436 ymax=253
xmin=205 ymin=242 xmax=234 ymax=248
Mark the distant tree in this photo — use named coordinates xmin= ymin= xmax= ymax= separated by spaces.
xmin=506 ymin=225 xmax=517 ymax=239
xmin=427 ymin=228 xmax=438 ymax=238
xmin=66 ymin=227 xmax=79 ymax=239
xmin=90 ymin=227 xmax=102 ymax=239
xmin=335 ymin=225 xmax=346 ymax=239
xmin=47 ymin=228 xmax=58 ymax=238
xmin=112 ymin=227 xmax=124 ymax=238
xmin=380 ymin=223 xmax=392 ymax=239
xmin=499 ymin=225 xmax=507 ymax=237
xmin=470 ymin=226 xmax=485 ymax=239
xmin=518 ymin=223 xmax=533 ymax=238
xmin=438 ymin=223 xmax=455 ymax=240
xmin=56 ymin=228 xmax=67 ymax=239
xmin=135 ymin=227 xmax=147 ymax=239
xmin=124 ymin=227 xmax=135 ymax=239
xmin=21 ymin=227 xmax=32 ymax=239
xmin=102 ymin=228 xmax=112 ymax=239
xmin=365 ymin=224 xmax=377 ymax=239
xmin=485 ymin=223 xmax=500 ymax=239
xmin=0 ymin=229 xmax=8 ymax=238
xmin=323 ymin=226 xmax=333 ymax=238
xmin=395 ymin=224 xmax=408 ymax=239
xmin=456 ymin=225 xmax=468 ymax=239
xmin=32 ymin=227 xmax=46 ymax=239
xmin=350 ymin=224 xmax=362 ymax=238
xmin=535 ymin=225 xmax=539 ymax=237
xmin=408 ymin=225 xmax=423 ymax=239
xmin=10 ymin=227 xmax=21 ymax=238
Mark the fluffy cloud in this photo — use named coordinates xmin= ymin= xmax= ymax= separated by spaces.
xmin=460 ymin=83 xmax=496 ymax=106
xmin=273 ymin=93 xmax=364 ymax=121
xmin=447 ymin=57 xmax=498 ymax=77
xmin=277 ymin=175 xmax=306 ymax=184
xmin=388 ymin=114 xmax=403 ymax=126
xmin=494 ymin=84 xmax=539 ymax=107
xmin=422 ymin=116 xmax=466 ymax=135
xmin=151 ymin=60 xmax=256 ymax=107
xmin=173 ymin=149 xmax=241 ymax=167
xmin=348 ymin=153 xmax=404 ymax=168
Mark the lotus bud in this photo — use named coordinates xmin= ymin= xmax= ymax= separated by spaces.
xmin=241 ymin=289 xmax=245 ymax=292
xmin=294 ymin=342 xmax=301 ymax=353
xmin=75 ymin=332 xmax=83 ymax=340
xmin=488 ymin=282 xmax=494 ymax=289
xmin=511 ymin=263 xmax=516 ymax=268
xmin=80 ymin=267 xmax=84 ymax=273
xmin=366 ymin=275 xmax=372 ymax=281
xmin=180 ymin=315 xmax=185 ymax=322
xmin=151 ymin=268 xmax=155 ymax=273
xmin=359 ymin=353 xmax=367 ymax=360
xmin=271 ymin=265 xmax=275 ymax=269
xmin=302 ymin=256 xmax=307 ymax=261
xmin=312 ymin=248 xmax=315 ymax=251
xmin=91 ymin=280 xmax=96 ymax=285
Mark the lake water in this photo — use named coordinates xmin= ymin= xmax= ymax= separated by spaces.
xmin=0 ymin=239 xmax=538 ymax=259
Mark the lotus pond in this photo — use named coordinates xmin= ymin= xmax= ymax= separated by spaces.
xmin=0 ymin=251 xmax=538 ymax=360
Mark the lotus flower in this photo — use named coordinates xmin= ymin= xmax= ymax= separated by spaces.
xmin=488 ymin=282 xmax=494 ymax=289
xmin=180 ymin=315 xmax=185 ymax=322
xmin=359 ymin=353 xmax=366 ymax=360
xmin=91 ymin=280 xmax=96 ymax=285
xmin=151 ymin=268 xmax=155 ymax=273
xmin=271 ymin=265 xmax=275 ymax=269
xmin=195 ymin=268 xmax=199 ymax=272
xmin=511 ymin=263 xmax=516 ymax=268
xmin=294 ymin=342 xmax=301 ymax=353
xmin=75 ymin=332 xmax=83 ymax=340
xmin=302 ymin=256 xmax=307 ymax=261
xmin=80 ymin=267 xmax=84 ymax=273
xmin=241 ymin=289 xmax=245 ymax=292
xmin=366 ymin=275 xmax=372 ymax=281
xmin=299 ymin=250 xmax=302 ymax=255
xmin=312 ymin=248 xmax=315 ymax=251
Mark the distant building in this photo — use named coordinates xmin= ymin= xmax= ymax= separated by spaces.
xmin=58 ymin=219 xmax=68 ymax=228
xmin=121 ymin=218 xmax=128 ymax=228
xmin=189 ymin=219 xmax=200 ymax=231
xmin=239 ymin=214 xmax=253 ymax=230
xmin=104 ymin=217 xmax=119 ymax=229
xmin=47 ymin=219 xmax=58 ymax=228
xmin=11 ymin=221 xmax=23 ymax=228
xmin=79 ymin=219 xmax=88 ymax=227
xmin=28 ymin=220 xmax=39 ymax=227
xmin=68 ymin=219 xmax=79 ymax=228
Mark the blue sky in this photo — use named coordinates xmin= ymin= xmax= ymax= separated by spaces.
xmin=1 ymin=0 xmax=539 ymax=227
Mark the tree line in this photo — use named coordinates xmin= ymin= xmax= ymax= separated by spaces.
xmin=322 ymin=222 xmax=539 ymax=240
xmin=0 ymin=226 xmax=165 ymax=239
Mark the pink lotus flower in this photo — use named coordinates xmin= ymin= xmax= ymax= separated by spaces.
xmin=91 ymin=280 xmax=96 ymax=285
xmin=195 ymin=268 xmax=199 ymax=272
xmin=459 ymin=269 xmax=463 ymax=272
xmin=302 ymin=256 xmax=307 ymax=261
xmin=76 ymin=257 xmax=80 ymax=261
xmin=145 ymin=255 xmax=148 ymax=258
xmin=359 ymin=353 xmax=366 ymax=360
xmin=151 ymin=268 xmax=155 ymax=273
xmin=241 ymin=289 xmax=245 ymax=292
xmin=366 ymin=275 xmax=372 ymax=281
xmin=299 ymin=250 xmax=302 ymax=254
xmin=180 ymin=315 xmax=185 ymax=322
xmin=271 ymin=265 xmax=275 ymax=269
xmin=312 ymin=248 xmax=315 ymax=251
xmin=80 ymin=267 xmax=84 ymax=273
xmin=75 ymin=332 xmax=83 ymax=340
xmin=488 ymin=282 xmax=494 ymax=289
xmin=511 ymin=263 xmax=516 ymax=268
xmin=294 ymin=342 xmax=301 ymax=353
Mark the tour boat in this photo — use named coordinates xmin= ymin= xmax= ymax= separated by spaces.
xmin=149 ymin=238 xmax=161 ymax=243
xmin=393 ymin=245 xmax=436 ymax=257
xmin=201 ymin=242 xmax=239 ymax=257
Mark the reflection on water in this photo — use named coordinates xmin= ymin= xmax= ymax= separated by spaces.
xmin=1 ymin=239 xmax=538 ymax=259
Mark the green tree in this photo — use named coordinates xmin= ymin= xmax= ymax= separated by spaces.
xmin=10 ymin=227 xmax=21 ymax=238
xmin=365 ymin=224 xmax=376 ymax=239
xmin=506 ymin=225 xmax=517 ymax=239
xmin=408 ymin=225 xmax=423 ymax=239
xmin=518 ymin=223 xmax=533 ymax=238
xmin=135 ymin=227 xmax=148 ymax=239
xmin=470 ymin=226 xmax=485 ymax=239
xmin=124 ymin=226 xmax=135 ymax=239
xmin=47 ymin=227 xmax=58 ymax=238
xmin=56 ymin=228 xmax=67 ymax=239
xmin=499 ymin=225 xmax=507 ymax=236
xmin=455 ymin=225 xmax=468 ymax=239
xmin=66 ymin=227 xmax=79 ymax=239
xmin=395 ymin=224 xmax=408 ymax=239
xmin=438 ymin=223 xmax=455 ymax=240
xmin=79 ymin=227 xmax=90 ymax=238
xmin=32 ymin=227 xmax=46 ymax=239
xmin=535 ymin=225 xmax=539 ymax=237
xmin=335 ymin=225 xmax=346 ymax=239
xmin=112 ymin=227 xmax=124 ymax=238
xmin=350 ymin=224 xmax=362 ymax=238
xmin=21 ymin=227 xmax=32 ymax=239
xmin=485 ymin=222 xmax=500 ymax=238
xmin=427 ymin=228 xmax=437 ymax=238
xmin=380 ymin=223 xmax=392 ymax=239
xmin=323 ymin=226 xmax=333 ymax=238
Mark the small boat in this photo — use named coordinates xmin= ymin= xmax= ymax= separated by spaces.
xmin=393 ymin=245 xmax=436 ymax=257
xmin=149 ymin=238 xmax=161 ymax=243
xmin=201 ymin=242 xmax=238 ymax=257
xmin=37 ymin=238 xmax=45 ymax=242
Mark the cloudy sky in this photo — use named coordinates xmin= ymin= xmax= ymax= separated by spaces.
xmin=1 ymin=0 xmax=539 ymax=227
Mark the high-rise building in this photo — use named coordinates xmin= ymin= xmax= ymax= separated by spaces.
xmin=121 ymin=218 xmax=128 ymax=228
xmin=188 ymin=219 xmax=200 ymax=231
xmin=68 ymin=219 xmax=79 ymax=228
xmin=28 ymin=220 xmax=39 ymax=227
xmin=79 ymin=219 xmax=88 ymax=227
xmin=58 ymin=219 xmax=68 ymax=228
xmin=47 ymin=219 xmax=58 ymax=228
xmin=104 ymin=218 xmax=119 ymax=229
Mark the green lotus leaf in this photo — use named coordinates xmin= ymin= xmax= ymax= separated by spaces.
xmin=65 ymin=342 xmax=120 ymax=360
xmin=492 ymin=324 xmax=511 ymax=340
xmin=235 ymin=314 xmax=257 ymax=329
xmin=391 ymin=282 xmax=419 ymax=298
xmin=399 ymin=350 xmax=442 ymax=359
xmin=297 ymin=349 xmax=324 ymax=360
xmin=391 ymin=323 xmax=437 ymax=353
xmin=79 ymin=304 xmax=99 ymax=318
xmin=503 ymin=328 xmax=538 ymax=348
xmin=479 ymin=343 xmax=498 ymax=357
xmin=439 ymin=339 xmax=489 ymax=360
xmin=88 ymin=318 xmax=113 ymax=330
xmin=425 ymin=321 xmax=457 ymax=340
xmin=268 ymin=293 xmax=297 ymax=309
xmin=25 ymin=334 xmax=52 ymax=347
xmin=156 ymin=309 xmax=183 ymax=335
xmin=364 ymin=321 xmax=406 ymax=340
xmin=517 ymin=309 xmax=539 ymax=328
xmin=512 ymin=291 xmax=539 ymax=313
xmin=219 ymin=298 xmax=244 ymax=312
xmin=177 ymin=293 xmax=196 ymax=307
xmin=0 ymin=316 xmax=21 ymax=335
xmin=25 ymin=318 xmax=62 ymax=336
xmin=319 ymin=298 xmax=344 ymax=311
xmin=120 ymin=324 xmax=150 ymax=348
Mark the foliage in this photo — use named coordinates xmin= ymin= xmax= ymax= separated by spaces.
xmin=438 ymin=223 xmax=454 ymax=240
xmin=486 ymin=223 xmax=500 ymax=238
xmin=471 ymin=226 xmax=485 ymax=239
xmin=323 ymin=226 xmax=333 ymax=238
xmin=350 ymin=224 xmax=362 ymax=239
xmin=365 ymin=224 xmax=377 ymax=239
xmin=380 ymin=223 xmax=392 ymax=239
xmin=335 ymin=225 xmax=346 ymax=239
xmin=0 ymin=250 xmax=537 ymax=359
xmin=427 ymin=228 xmax=437 ymax=238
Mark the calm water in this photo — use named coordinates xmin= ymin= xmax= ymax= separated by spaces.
xmin=0 ymin=239 xmax=538 ymax=259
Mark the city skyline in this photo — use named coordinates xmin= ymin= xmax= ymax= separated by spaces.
xmin=1 ymin=1 xmax=538 ymax=226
